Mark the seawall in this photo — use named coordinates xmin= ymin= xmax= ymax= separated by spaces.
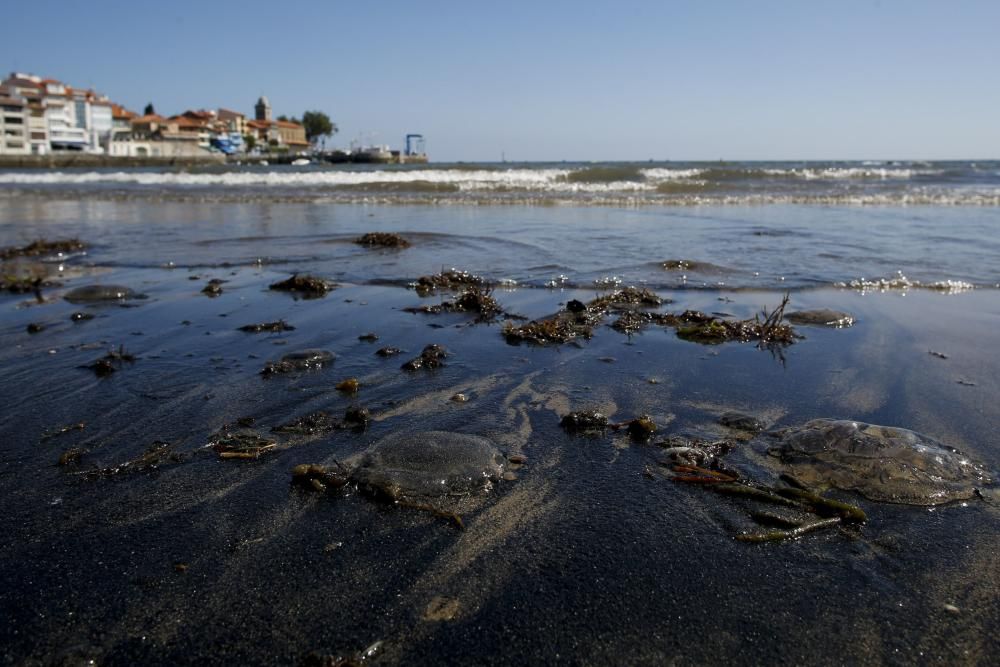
xmin=0 ymin=154 xmax=226 ymax=169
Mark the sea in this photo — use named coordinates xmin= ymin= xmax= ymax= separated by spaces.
xmin=0 ymin=160 xmax=998 ymax=665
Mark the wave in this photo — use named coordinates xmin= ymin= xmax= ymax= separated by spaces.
xmin=562 ymin=165 xmax=647 ymax=183
xmin=2 ymin=163 xmax=998 ymax=206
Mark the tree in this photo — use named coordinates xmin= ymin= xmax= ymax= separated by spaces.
xmin=143 ymin=102 xmax=155 ymax=116
xmin=243 ymin=134 xmax=256 ymax=152
xmin=277 ymin=115 xmax=288 ymax=122
xmin=301 ymin=111 xmax=337 ymax=146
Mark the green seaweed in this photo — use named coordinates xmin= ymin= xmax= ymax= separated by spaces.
xmin=736 ymin=517 xmax=842 ymax=543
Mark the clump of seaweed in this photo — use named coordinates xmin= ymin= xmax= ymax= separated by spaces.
xmin=238 ymin=320 xmax=295 ymax=333
xmin=261 ymin=349 xmax=335 ymax=376
xmin=83 ymin=441 xmax=184 ymax=478
xmin=589 ymin=286 xmax=665 ymax=310
xmin=58 ymin=447 xmax=87 ymax=466
xmin=291 ymin=463 xmax=350 ymax=493
xmin=560 ymin=411 xmax=609 ymax=433
xmin=623 ymin=415 xmax=657 ymax=441
xmin=336 ymin=378 xmax=360 ymax=393
xmin=613 ymin=295 xmax=797 ymax=347
xmin=269 ymin=274 xmax=336 ymax=298
xmin=0 ymin=238 xmax=86 ymax=260
xmin=505 ymin=286 xmax=667 ymax=345
xmin=1 ymin=273 xmax=59 ymax=296
xmin=413 ymin=269 xmax=486 ymax=296
xmin=201 ymin=279 xmax=225 ymax=297
xmin=272 ymin=406 xmax=369 ymax=435
xmin=273 ymin=411 xmax=339 ymax=435
xmin=662 ymin=259 xmax=696 ymax=271
xmin=402 ymin=344 xmax=448 ymax=371
xmin=405 ymin=285 xmax=505 ymax=320
xmin=354 ymin=232 xmax=411 ymax=248
xmin=208 ymin=428 xmax=277 ymax=460
xmin=503 ymin=314 xmax=594 ymax=345
xmin=561 ymin=411 xmax=658 ymax=441
xmin=81 ymin=345 xmax=137 ymax=377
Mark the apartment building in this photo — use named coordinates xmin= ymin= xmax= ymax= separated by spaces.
xmin=0 ymin=88 xmax=29 ymax=155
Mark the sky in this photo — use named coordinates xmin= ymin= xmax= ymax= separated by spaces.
xmin=3 ymin=0 xmax=999 ymax=161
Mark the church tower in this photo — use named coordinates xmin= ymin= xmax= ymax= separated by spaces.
xmin=254 ymin=96 xmax=271 ymax=122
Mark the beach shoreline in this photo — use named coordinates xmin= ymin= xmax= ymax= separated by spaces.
xmin=1 ymin=194 xmax=998 ymax=665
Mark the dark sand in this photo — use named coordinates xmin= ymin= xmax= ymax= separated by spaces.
xmin=1 ymin=197 xmax=998 ymax=665
xmin=1 ymin=272 xmax=997 ymax=665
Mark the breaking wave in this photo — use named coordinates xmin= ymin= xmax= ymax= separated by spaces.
xmin=1 ymin=160 xmax=997 ymax=205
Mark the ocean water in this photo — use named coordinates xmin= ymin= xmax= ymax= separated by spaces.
xmin=1 ymin=165 xmax=998 ymax=665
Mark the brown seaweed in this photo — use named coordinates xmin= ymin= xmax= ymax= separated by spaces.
xmin=413 ymin=269 xmax=486 ymax=295
xmin=405 ymin=286 xmax=505 ymax=320
xmin=238 ymin=320 xmax=295 ymax=333
xmin=0 ymin=238 xmax=86 ymax=260
xmin=354 ymin=232 xmax=410 ymax=248
xmin=269 ymin=274 xmax=336 ymax=298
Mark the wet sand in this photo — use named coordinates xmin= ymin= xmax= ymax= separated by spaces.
xmin=0 ymin=204 xmax=998 ymax=665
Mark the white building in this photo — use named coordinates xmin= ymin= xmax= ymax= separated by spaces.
xmin=0 ymin=88 xmax=30 ymax=155
xmin=1 ymin=73 xmax=119 ymax=153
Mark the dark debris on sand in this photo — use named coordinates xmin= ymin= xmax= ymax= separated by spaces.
xmin=272 ymin=406 xmax=370 ymax=435
xmin=81 ymin=346 xmax=137 ymax=377
xmin=83 ymin=441 xmax=184 ymax=478
xmin=504 ymin=287 xmax=663 ymax=345
xmin=0 ymin=238 xmax=86 ymax=260
xmin=238 ymin=320 xmax=295 ymax=333
xmin=201 ymin=279 xmax=225 ymax=297
xmin=354 ymin=232 xmax=411 ymax=248
xmin=413 ymin=269 xmax=486 ymax=296
xmin=402 ymin=344 xmax=448 ymax=371
xmin=0 ymin=274 xmax=60 ymax=296
xmin=269 ymin=274 xmax=337 ymax=298
xmin=404 ymin=285 xmax=506 ymax=320
xmin=560 ymin=411 xmax=610 ymax=433
xmin=508 ymin=287 xmax=796 ymax=347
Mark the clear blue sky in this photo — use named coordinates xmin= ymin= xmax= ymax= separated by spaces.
xmin=3 ymin=1 xmax=998 ymax=161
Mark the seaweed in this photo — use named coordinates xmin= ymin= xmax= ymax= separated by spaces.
xmin=589 ymin=286 xmax=665 ymax=310
xmin=0 ymin=238 xmax=86 ymax=260
xmin=269 ymin=274 xmax=336 ymax=298
xmin=401 ymin=344 xmax=448 ymax=371
xmin=405 ymin=286 xmax=505 ymax=320
xmin=560 ymin=411 xmax=609 ymax=433
xmin=81 ymin=345 xmax=137 ymax=377
xmin=272 ymin=406 xmax=370 ymax=436
xmin=504 ymin=287 xmax=668 ymax=345
xmin=413 ymin=269 xmax=486 ymax=296
xmin=291 ymin=463 xmax=349 ymax=493
xmin=354 ymin=232 xmax=410 ymax=248
xmin=736 ymin=517 xmax=842 ymax=543
xmin=238 ymin=320 xmax=295 ymax=333
xmin=622 ymin=415 xmax=657 ymax=441
xmin=273 ymin=411 xmax=339 ymax=435
xmin=336 ymin=378 xmax=360 ymax=393
xmin=208 ymin=429 xmax=277 ymax=460
xmin=83 ymin=441 xmax=183 ymax=478
xmin=201 ymin=279 xmax=225 ymax=297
